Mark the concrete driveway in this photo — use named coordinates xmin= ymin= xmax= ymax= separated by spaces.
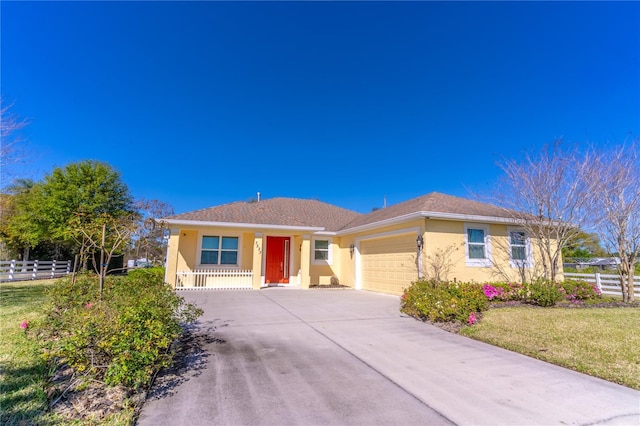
xmin=137 ymin=289 xmax=640 ymax=426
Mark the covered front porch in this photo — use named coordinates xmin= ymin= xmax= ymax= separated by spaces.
xmin=165 ymin=227 xmax=339 ymax=290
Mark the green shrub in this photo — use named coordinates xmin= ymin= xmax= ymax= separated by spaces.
xmin=402 ymin=279 xmax=488 ymax=323
xmin=39 ymin=271 xmax=202 ymax=389
xmin=525 ymin=279 xmax=564 ymax=307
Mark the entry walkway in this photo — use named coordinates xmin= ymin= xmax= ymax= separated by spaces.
xmin=137 ymin=289 xmax=640 ymax=425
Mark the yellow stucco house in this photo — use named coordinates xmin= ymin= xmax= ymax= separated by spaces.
xmin=160 ymin=192 xmax=549 ymax=295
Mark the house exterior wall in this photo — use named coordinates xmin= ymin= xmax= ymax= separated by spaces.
xmin=309 ymin=238 xmax=341 ymax=285
xmin=164 ymin=216 xmax=559 ymax=290
xmin=422 ymin=219 xmax=543 ymax=283
xmin=165 ymin=226 xmax=318 ymax=288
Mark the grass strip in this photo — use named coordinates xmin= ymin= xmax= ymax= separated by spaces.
xmin=461 ymin=306 xmax=640 ymax=390
xmin=0 ymin=280 xmax=55 ymax=425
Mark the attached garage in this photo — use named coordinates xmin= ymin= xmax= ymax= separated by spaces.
xmin=358 ymin=233 xmax=419 ymax=295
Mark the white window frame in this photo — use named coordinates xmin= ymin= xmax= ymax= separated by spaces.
xmin=508 ymin=227 xmax=533 ymax=268
xmin=198 ymin=233 xmax=241 ymax=267
xmin=464 ymin=223 xmax=492 ymax=267
xmin=312 ymin=237 xmax=333 ymax=265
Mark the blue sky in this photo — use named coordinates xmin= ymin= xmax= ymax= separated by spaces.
xmin=2 ymin=1 xmax=639 ymax=215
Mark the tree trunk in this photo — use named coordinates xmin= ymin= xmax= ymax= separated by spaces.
xmin=99 ymin=224 xmax=106 ymax=299
xmin=627 ymin=272 xmax=636 ymax=303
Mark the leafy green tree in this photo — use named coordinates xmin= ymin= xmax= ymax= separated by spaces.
xmin=36 ymin=161 xmax=133 ymax=243
xmin=562 ymin=230 xmax=608 ymax=260
xmin=1 ymin=161 xmax=134 ymax=268
xmin=0 ymin=179 xmax=40 ymax=259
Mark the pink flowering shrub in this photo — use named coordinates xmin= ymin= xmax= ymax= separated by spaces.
xmin=402 ymin=277 xmax=602 ymax=326
xmin=482 ymin=284 xmax=504 ymax=300
xmin=482 ymin=282 xmax=525 ymax=301
xmin=20 ymin=320 xmax=29 ymax=330
xmin=560 ymin=279 xmax=601 ymax=301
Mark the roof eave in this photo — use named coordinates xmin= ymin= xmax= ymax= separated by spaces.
xmin=337 ymin=211 xmax=526 ymax=235
xmin=158 ymin=218 xmax=325 ymax=232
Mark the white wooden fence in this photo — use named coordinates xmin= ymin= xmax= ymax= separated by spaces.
xmin=0 ymin=259 xmax=72 ymax=282
xmin=175 ymin=269 xmax=253 ymax=290
xmin=564 ymin=272 xmax=640 ymax=298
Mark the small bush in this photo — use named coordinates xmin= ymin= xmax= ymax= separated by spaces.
xmin=39 ymin=271 xmax=202 ymax=389
xmin=560 ymin=279 xmax=602 ymax=301
xmin=402 ymin=279 xmax=488 ymax=323
xmin=525 ymin=279 xmax=564 ymax=307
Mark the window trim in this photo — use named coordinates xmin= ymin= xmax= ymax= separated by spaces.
xmin=508 ymin=227 xmax=533 ymax=268
xmin=198 ymin=233 xmax=241 ymax=267
xmin=464 ymin=223 xmax=492 ymax=267
xmin=312 ymin=237 xmax=333 ymax=265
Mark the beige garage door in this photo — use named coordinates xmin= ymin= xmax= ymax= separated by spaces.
xmin=360 ymin=235 xmax=418 ymax=295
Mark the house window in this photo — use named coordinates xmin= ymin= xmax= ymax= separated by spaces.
xmin=508 ymin=228 xmax=532 ymax=267
xmin=467 ymin=229 xmax=486 ymax=259
xmin=465 ymin=224 xmax=492 ymax=267
xmin=201 ymin=236 xmax=238 ymax=265
xmin=510 ymin=231 xmax=527 ymax=261
xmin=312 ymin=238 xmax=332 ymax=264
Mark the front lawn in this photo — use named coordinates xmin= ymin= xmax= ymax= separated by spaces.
xmin=0 ymin=280 xmax=53 ymax=425
xmin=460 ymin=306 xmax=640 ymax=390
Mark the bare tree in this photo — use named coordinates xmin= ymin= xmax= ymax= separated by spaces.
xmin=491 ymin=141 xmax=592 ymax=282
xmin=489 ymin=233 xmax=545 ymax=284
xmin=585 ymin=142 xmax=639 ymax=302
xmin=423 ymin=243 xmax=461 ymax=283
xmin=72 ymin=213 xmax=139 ymax=297
xmin=130 ymin=198 xmax=174 ymax=264
xmin=0 ymin=99 xmax=28 ymax=187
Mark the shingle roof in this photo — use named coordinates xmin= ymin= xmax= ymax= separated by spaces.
xmin=340 ymin=192 xmax=514 ymax=230
xmin=165 ymin=197 xmax=362 ymax=232
xmin=164 ymin=192 xmax=517 ymax=233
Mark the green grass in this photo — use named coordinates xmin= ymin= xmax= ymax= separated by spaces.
xmin=461 ymin=306 xmax=640 ymax=390
xmin=0 ymin=280 xmax=54 ymax=425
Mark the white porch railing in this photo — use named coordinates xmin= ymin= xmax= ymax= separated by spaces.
xmin=0 ymin=259 xmax=72 ymax=282
xmin=564 ymin=272 xmax=640 ymax=298
xmin=175 ymin=269 xmax=253 ymax=290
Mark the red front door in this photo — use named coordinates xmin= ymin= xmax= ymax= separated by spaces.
xmin=265 ymin=236 xmax=290 ymax=284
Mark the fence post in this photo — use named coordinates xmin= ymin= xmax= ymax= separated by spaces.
xmin=9 ymin=260 xmax=16 ymax=281
xmin=66 ymin=260 xmax=71 ymax=275
xmin=32 ymin=260 xmax=39 ymax=280
xmin=51 ymin=259 xmax=57 ymax=278
xmin=595 ymin=272 xmax=602 ymax=293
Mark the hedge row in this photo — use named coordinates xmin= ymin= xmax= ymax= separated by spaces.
xmin=401 ymin=279 xmax=601 ymax=324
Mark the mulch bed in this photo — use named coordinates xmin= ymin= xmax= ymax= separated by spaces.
xmin=45 ymin=325 xmax=213 ymax=423
xmin=46 ymin=363 xmax=144 ymax=422
xmin=309 ymin=284 xmax=351 ymax=289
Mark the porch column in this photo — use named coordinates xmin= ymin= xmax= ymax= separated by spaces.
xmin=252 ymin=233 xmax=263 ymax=290
xmin=165 ymin=229 xmax=180 ymax=288
xmin=300 ymin=235 xmax=311 ymax=289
